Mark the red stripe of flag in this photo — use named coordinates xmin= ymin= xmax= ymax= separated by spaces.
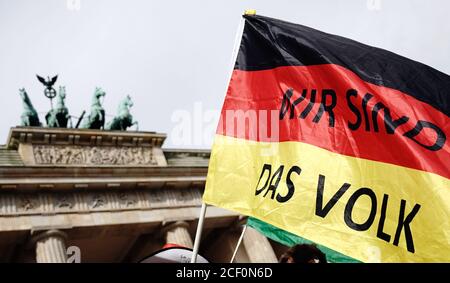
xmin=217 ymin=65 xmax=449 ymax=179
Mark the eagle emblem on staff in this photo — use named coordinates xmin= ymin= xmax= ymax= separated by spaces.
xmin=36 ymin=74 xmax=58 ymax=100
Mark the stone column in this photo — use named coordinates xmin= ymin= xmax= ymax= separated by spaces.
xmin=163 ymin=221 xmax=193 ymax=248
xmin=242 ymin=226 xmax=278 ymax=263
xmin=32 ymin=230 xmax=68 ymax=263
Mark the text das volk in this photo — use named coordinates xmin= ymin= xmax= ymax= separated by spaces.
xmin=255 ymin=163 xmax=421 ymax=253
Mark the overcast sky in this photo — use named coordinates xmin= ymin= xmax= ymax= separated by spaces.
xmin=1 ymin=0 xmax=449 ymax=148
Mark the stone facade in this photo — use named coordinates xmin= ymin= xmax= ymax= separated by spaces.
xmin=0 ymin=188 xmax=203 ymax=216
xmin=0 ymin=127 xmax=282 ymax=263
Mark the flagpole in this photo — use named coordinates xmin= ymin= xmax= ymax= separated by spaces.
xmin=190 ymin=12 xmax=247 ymax=263
xmin=230 ymin=224 xmax=247 ymax=263
xmin=226 ymin=14 xmax=246 ymax=78
xmin=190 ymin=202 xmax=207 ymax=263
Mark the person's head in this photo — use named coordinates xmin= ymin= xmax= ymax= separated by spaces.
xmin=279 ymin=244 xmax=327 ymax=263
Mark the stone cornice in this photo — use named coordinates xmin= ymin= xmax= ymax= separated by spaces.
xmin=0 ymin=164 xmax=208 ymax=190
xmin=7 ymin=127 xmax=166 ymax=149
xmin=0 ymin=165 xmax=207 ymax=178
xmin=163 ymin=148 xmax=210 ymax=157
xmin=0 ymin=178 xmax=206 ymax=192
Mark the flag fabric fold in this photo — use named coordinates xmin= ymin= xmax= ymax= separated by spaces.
xmin=203 ymin=14 xmax=450 ymax=262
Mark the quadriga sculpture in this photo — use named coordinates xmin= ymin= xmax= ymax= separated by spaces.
xmin=45 ymin=86 xmax=71 ymax=128
xmin=19 ymin=88 xmax=41 ymax=127
xmin=106 ymin=95 xmax=138 ymax=131
xmin=81 ymin=87 xmax=106 ymax=129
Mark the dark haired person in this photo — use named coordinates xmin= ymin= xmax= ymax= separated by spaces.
xmin=279 ymin=244 xmax=327 ymax=263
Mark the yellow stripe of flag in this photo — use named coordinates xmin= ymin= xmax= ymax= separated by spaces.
xmin=203 ymin=135 xmax=450 ymax=262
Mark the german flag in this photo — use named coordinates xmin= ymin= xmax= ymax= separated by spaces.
xmin=203 ymin=14 xmax=450 ymax=262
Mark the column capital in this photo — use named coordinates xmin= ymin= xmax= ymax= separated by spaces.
xmin=31 ymin=229 xmax=68 ymax=244
xmin=161 ymin=221 xmax=190 ymax=232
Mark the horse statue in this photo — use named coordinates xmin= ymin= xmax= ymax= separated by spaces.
xmin=19 ymin=88 xmax=41 ymax=127
xmin=45 ymin=86 xmax=71 ymax=128
xmin=106 ymin=95 xmax=138 ymax=131
xmin=81 ymin=87 xmax=106 ymax=129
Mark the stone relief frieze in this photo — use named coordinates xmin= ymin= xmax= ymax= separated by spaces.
xmin=55 ymin=193 xmax=74 ymax=210
xmin=17 ymin=194 xmax=39 ymax=212
xmin=0 ymin=188 xmax=202 ymax=216
xmin=89 ymin=193 xmax=107 ymax=210
xmin=118 ymin=192 xmax=137 ymax=208
xmin=33 ymin=145 xmax=157 ymax=166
